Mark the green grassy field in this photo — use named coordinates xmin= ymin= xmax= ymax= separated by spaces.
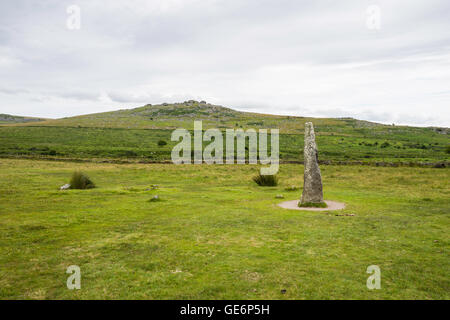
xmin=0 ymin=101 xmax=450 ymax=164
xmin=0 ymin=159 xmax=448 ymax=299
xmin=1 ymin=102 xmax=448 ymax=164
xmin=0 ymin=124 xmax=448 ymax=163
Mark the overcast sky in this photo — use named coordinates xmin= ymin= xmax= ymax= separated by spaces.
xmin=0 ymin=0 xmax=449 ymax=127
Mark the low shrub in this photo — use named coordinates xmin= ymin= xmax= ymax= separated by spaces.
xmin=41 ymin=149 xmax=57 ymax=156
xmin=119 ymin=150 xmax=137 ymax=157
xmin=253 ymin=173 xmax=278 ymax=186
xmin=69 ymin=171 xmax=95 ymax=189
xmin=149 ymin=195 xmax=161 ymax=202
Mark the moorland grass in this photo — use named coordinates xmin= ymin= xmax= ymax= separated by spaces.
xmin=0 ymin=159 xmax=448 ymax=299
xmin=299 ymin=202 xmax=328 ymax=208
xmin=0 ymin=121 xmax=448 ymax=163
xmin=253 ymin=173 xmax=278 ymax=186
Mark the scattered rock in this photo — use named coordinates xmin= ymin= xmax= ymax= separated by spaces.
xmin=149 ymin=195 xmax=160 ymax=202
xmin=335 ymin=213 xmax=355 ymax=217
xmin=280 ymin=289 xmax=286 ymax=294
xmin=275 ymin=194 xmax=284 ymax=199
xmin=60 ymin=184 xmax=71 ymax=190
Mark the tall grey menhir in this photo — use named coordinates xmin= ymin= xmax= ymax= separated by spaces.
xmin=300 ymin=122 xmax=325 ymax=206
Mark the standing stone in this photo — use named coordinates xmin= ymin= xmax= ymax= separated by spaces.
xmin=300 ymin=122 xmax=325 ymax=206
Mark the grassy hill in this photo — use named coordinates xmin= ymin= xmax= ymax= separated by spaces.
xmin=1 ymin=104 xmax=449 ymax=299
xmin=0 ymin=101 xmax=448 ymax=164
xmin=10 ymin=100 xmax=346 ymax=132
xmin=0 ymin=114 xmax=48 ymax=124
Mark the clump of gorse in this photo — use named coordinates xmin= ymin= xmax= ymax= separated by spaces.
xmin=69 ymin=171 xmax=95 ymax=189
xmin=253 ymin=173 xmax=278 ymax=186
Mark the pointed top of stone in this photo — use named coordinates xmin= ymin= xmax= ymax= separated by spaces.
xmin=304 ymin=122 xmax=315 ymax=136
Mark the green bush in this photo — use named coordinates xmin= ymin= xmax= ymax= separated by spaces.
xmin=445 ymin=145 xmax=450 ymax=154
xmin=253 ymin=173 xmax=278 ymax=186
xmin=69 ymin=171 xmax=95 ymax=189
xmin=149 ymin=195 xmax=161 ymax=202
xmin=380 ymin=141 xmax=390 ymax=148
xmin=157 ymin=140 xmax=167 ymax=146
xmin=119 ymin=150 xmax=137 ymax=157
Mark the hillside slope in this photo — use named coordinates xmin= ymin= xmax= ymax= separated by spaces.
xmin=8 ymin=100 xmax=351 ymax=133
xmin=0 ymin=114 xmax=48 ymax=124
xmin=0 ymin=101 xmax=448 ymax=164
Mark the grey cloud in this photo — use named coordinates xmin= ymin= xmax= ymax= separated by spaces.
xmin=0 ymin=87 xmax=30 ymax=95
xmin=0 ymin=0 xmax=449 ymax=127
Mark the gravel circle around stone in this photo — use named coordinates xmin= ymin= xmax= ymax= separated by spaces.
xmin=277 ymin=200 xmax=346 ymax=211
